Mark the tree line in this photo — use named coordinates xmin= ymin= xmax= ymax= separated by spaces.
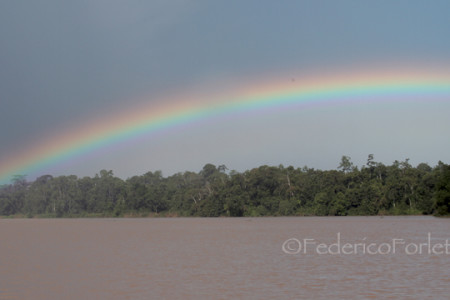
xmin=1 ymin=155 xmax=449 ymax=217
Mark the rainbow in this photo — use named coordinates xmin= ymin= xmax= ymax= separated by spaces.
xmin=1 ymin=68 xmax=450 ymax=184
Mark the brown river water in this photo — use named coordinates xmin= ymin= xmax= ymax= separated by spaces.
xmin=0 ymin=216 xmax=449 ymax=299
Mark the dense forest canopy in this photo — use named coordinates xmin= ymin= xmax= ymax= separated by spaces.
xmin=1 ymin=155 xmax=449 ymax=217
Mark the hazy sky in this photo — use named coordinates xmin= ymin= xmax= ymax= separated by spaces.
xmin=1 ymin=0 xmax=450 ymax=182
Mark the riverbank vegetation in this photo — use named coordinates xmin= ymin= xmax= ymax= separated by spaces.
xmin=1 ymin=155 xmax=449 ymax=217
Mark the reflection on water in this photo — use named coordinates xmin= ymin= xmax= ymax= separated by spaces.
xmin=0 ymin=217 xmax=449 ymax=299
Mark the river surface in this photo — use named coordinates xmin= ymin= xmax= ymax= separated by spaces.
xmin=0 ymin=216 xmax=449 ymax=299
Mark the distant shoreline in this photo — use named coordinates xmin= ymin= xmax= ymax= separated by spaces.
xmin=2 ymin=161 xmax=449 ymax=218
xmin=2 ymin=212 xmax=443 ymax=219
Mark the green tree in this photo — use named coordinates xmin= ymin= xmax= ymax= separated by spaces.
xmin=434 ymin=164 xmax=450 ymax=215
xmin=24 ymin=175 xmax=53 ymax=215
xmin=329 ymin=192 xmax=348 ymax=216
xmin=313 ymin=192 xmax=329 ymax=216
xmin=338 ymin=156 xmax=354 ymax=173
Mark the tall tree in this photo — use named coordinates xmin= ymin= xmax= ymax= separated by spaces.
xmin=338 ymin=156 xmax=354 ymax=173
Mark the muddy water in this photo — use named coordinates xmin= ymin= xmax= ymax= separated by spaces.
xmin=0 ymin=217 xmax=449 ymax=299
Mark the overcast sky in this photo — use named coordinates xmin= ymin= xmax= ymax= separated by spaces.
xmin=1 ymin=0 xmax=450 ymax=182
